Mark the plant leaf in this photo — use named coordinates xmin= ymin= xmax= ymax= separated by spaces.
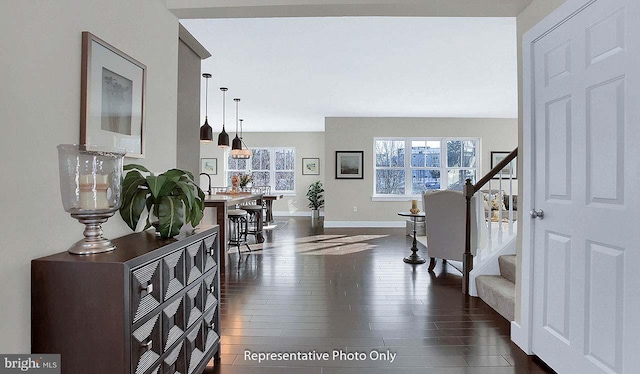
xmin=124 ymin=164 xmax=151 ymax=173
xmin=158 ymin=180 xmax=177 ymax=199
xmin=147 ymin=175 xmax=168 ymax=199
xmin=157 ymin=196 xmax=184 ymax=238
xmin=121 ymin=171 xmax=145 ymax=206
xmin=119 ymin=189 xmax=148 ymax=230
xmin=190 ymin=203 xmax=204 ymax=227
xmin=175 ymin=180 xmax=195 ymax=209
xmin=163 ymin=169 xmax=186 ymax=183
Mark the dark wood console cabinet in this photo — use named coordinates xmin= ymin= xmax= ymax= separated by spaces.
xmin=32 ymin=226 xmax=221 ymax=374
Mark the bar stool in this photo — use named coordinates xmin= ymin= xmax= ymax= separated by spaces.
xmin=241 ymin=205 xmax=264 ymax=243
xmin=251 ymin=186 xmax=271 ymax=219
xmin=227 ymin=209 xmax=251 ymax=254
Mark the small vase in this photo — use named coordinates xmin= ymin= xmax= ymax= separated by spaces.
xmin=410 ymin=208 xmax=420 ymax=214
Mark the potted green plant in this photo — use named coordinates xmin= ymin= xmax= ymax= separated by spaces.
xmin=238 ymin=172 xmax=253 ymax=190
xmin=306 ymin=181 xmax=324 ymax=219
xmin=119 ymin=164 xmax=205 ymax=238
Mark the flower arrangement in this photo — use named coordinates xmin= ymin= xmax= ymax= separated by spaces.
xmin=238 ymin=172 xmax=253 ymax=188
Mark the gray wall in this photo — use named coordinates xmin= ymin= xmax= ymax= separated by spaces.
xmin=324 ymin=117 xmax=518 ymax=225
xmin=176 ymin=39 xmax=202 ymax=178
xmin=0 ymin=0 xmax=179 ymax=352
xmin=199 ymin=131 xmax=326 ymax=215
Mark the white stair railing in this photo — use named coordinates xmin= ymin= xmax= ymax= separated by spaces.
xmin=463 ymin=148 xmax=517 ymax=295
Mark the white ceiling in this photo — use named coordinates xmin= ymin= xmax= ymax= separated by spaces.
xmin=181 ymin=16 xmax=517 ymax=132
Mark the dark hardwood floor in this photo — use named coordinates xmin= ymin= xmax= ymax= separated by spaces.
xmin=205 ymin=217 xmax=554 ymax=374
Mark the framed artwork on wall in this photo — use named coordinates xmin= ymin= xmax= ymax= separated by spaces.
xmin=80 ymin=31 xmax=146 ymax=158
xmin=201 ymin=158 xmax=217 ymax=175
xmin=335 ymin=151 xmax=364 ymax=179
xmin=302 ymin=158 xmax=320 ymax=175
xmin=490 ymin=151 xmax=517 ymax=179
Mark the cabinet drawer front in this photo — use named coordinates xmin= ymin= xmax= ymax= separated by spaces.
xmin=203 ymin=233 xmax=218 ymax=272
xmin=203 ymin=272 xmax=218 ymax=314
xmin=163 ymin=340 xmax=187 ymax=374
xmin=162 ymin=296 xmax=186 ymax=352
xmin=162 ymin=249 xmax=186 ymax=300
xmin=131 ymin=312 xmax=161 ymax=374
xmin=185 ymin=282 xmax=204 ymax=328
xmin=203 ymin=307 xmax=220 ymax=353
xmin=131 ymin=260 xmax=162 ymax=324
xmin=185 ymin=325 xmax=205 ymax=374
xmin=185 ymin=242 xmax=204 ymax=285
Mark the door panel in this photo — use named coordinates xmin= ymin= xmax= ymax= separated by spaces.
xmin=529 ymin=0 xmax=640 ymax=372
xmin=545 ymin=96 xmax=572 ymax=201
xmin=542 ymin=231 xmax=571 ymax=344
xmin=585 ymin=76 xmax=625 ymax=205
xmin=585 ymin=242 xmax=624 ymax=371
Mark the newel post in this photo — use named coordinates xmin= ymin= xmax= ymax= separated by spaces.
xmin=463 ymin=178 xmax=474 ymax=295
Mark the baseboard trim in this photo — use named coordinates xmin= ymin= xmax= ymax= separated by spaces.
xmin=272 ymin=211 xmax=324 ymax=217
xmin=324 ymin=221 xmax=405 ymax=228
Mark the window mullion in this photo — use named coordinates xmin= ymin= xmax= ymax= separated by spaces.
xmin=270 ymin=148 xmax=275 ymax=188
xmin=441 ymin=139 xmax=447 ymax=190
xmin=405 ymin=139 xmax=412 ymax=196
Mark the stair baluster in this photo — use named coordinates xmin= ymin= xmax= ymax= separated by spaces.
xmin=463 ymin=147 xmax=517 ymax=295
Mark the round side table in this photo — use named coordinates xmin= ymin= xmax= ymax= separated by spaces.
xmin=398 ymin=211 xmax=426 ymax=264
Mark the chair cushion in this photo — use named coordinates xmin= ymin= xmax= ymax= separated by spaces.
xmin=227 ymin=209 xmax=248 ymax=216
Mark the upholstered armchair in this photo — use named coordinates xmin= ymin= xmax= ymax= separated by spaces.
xmin=422 ymin=190 xmax=483 ymax=271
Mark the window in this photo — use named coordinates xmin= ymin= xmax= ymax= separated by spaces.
xmin=228 ymin=147 xmax=296 ymax=193
xmin=374 ymin=138 xmax=478 ymax=196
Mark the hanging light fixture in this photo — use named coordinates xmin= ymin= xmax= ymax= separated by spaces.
xmin=231 ymin=98 xmax=251 ymax=159
xmin=199 ymin=73 xmax=213 ymax=142
xmin=217 ymin=87 xmax=230 ymax=148
xmin=232 ymin=119 xmax=253 ymax=159
xmin=231 ymin=98 xmax=242 ymax=151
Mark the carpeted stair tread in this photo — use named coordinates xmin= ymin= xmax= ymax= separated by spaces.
xmin=476 ymin=275 xmax=515 ymax=321
xmin=499 ymin=255 xmax=516 ymax=284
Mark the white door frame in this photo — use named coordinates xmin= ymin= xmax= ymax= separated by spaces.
xmin=512 ymin=0 xmax=597 ymax=354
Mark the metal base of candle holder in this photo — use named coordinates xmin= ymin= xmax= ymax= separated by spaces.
xmin=69 ymin=211 xmax=117 ymax=255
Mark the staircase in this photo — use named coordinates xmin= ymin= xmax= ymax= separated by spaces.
xmin=475 ymin=254 xmax=515 ymax=321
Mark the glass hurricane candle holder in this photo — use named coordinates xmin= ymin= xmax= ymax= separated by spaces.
xmin=57 ymin=144 xmax=126 ymax=255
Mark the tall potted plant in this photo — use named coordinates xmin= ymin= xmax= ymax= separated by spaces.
xmin=119 ymin=164 xmax=205 ymax=238
xmin=306 ymin=181 xmax=324 ymax=220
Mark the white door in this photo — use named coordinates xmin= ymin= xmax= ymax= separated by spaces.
xmin=528 ymin=0 xmax=640 ymax=373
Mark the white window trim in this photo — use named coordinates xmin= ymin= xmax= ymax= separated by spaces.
xmin=372 ymin=137 xmax=481 ymax=198
xmin=227 ymin=147 xmax=296 ymax=194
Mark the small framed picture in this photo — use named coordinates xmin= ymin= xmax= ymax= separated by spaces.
xmin=80 ymin=31 xmax=146 ymax=158
xmin=335 ymin=151 xmax=364 ymax=179
xmin=490 ymin=151 xmax=517 ymax=179
xmin=201 ymin=158 xmax=217 ymax=175
xmin=302 ymin=158 xmax=320 ymax=175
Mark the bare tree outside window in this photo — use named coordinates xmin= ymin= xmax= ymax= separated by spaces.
xmin=375 ymin=140 xmax=405 ymax=194
xmin=375 ymin=138 xmax=477 ymax=195
xmin=227 ymin=147 xmax=295 ymax=192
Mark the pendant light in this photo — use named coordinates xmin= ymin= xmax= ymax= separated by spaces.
xmin=231 ymin=98 xmax=252 ymax=159
xmin=239 ymin=119 xmax=253 ymax=158
xmin=217 ymin=87 xmax=230 ymax=148
xmin=231 ymin=98 xmax=242 ymax=151
xmin=199 ymin=73 xmax=213 ymax=142
xmin=232 ymin=119 xmax=253 ymax=159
